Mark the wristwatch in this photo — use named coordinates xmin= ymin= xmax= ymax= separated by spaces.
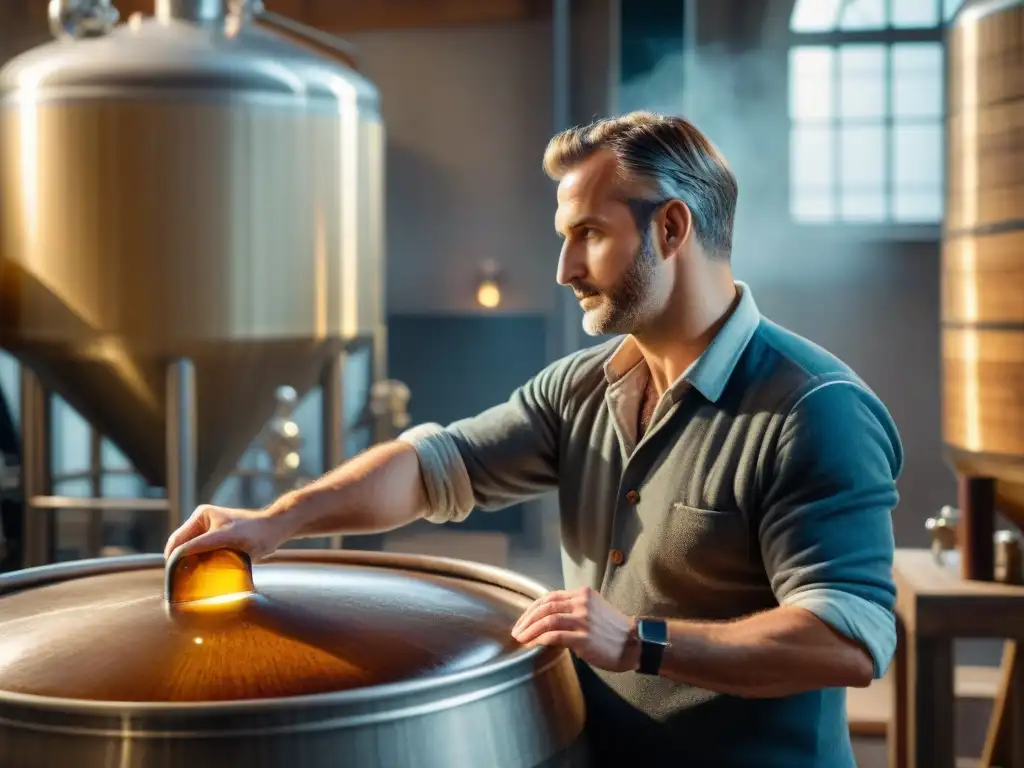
xmin=635 ymin=617 xmax=670 ymax=676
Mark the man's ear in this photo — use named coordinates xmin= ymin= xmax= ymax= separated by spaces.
xmin=658 ymin=200 xmax=692 ymax=260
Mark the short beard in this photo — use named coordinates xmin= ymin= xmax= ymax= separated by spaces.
xmin=574 ymin=232 xmax=659 ymax=337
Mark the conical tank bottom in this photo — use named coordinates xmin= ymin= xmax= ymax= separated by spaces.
xmin=1 ymin=261 xmax=340 ymax=501
xmin=12 ymin=341 xmax=339 ymax=502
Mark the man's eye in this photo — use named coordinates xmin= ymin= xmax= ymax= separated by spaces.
xmin=580 ymin=227 xmax=597 ymax=239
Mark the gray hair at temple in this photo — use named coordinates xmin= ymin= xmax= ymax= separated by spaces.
xmin=542 ymin=111 xmax=739 ymax=259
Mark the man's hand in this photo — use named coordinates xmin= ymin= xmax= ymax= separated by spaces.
xmin=511 ymin=586 xmax=640 ymax=673
xmin=163 ymin=503 xmax=297 ymax=562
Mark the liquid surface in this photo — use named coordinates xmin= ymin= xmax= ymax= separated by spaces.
xmin=0 ymin=563 xmax=530 ymax=703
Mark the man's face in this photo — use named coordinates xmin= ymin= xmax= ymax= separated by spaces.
xmin=554 ymin=150 xmax=668 ymax=336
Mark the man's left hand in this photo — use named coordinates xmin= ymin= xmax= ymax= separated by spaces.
xmin=511 ymin=586 xmax=640 ymax=673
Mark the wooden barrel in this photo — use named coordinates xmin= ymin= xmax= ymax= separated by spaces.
xmin=942 ymin=0 xmax=1024 ymax=575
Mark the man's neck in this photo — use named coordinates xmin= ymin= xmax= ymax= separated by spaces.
xmin=633 ymin=271 xmax=739 ymax=394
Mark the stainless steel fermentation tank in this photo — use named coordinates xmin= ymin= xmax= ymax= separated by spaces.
xmin=0 ymin=549 xmax=590 ymax=768
xmin=0 ymin=0 xmax=388 ymax=564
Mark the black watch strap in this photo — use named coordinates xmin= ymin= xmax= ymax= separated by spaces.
xmin=636 ymin=618 xmax=669 ymax=676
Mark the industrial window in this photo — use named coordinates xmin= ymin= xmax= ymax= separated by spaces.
xmin=788 ymin=0 xmax=965 ymax=225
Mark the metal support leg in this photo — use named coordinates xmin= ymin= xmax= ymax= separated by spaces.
xmin=321 ymin=351 xmax=345 ymax=549
xmin=959 ymin=475 xmax=996 ymax=581
xmin=20 ymin=368 xmax=52 ymax=568
xmin=371 ymin=325 xmax=389 ymax=446
xmin=86 ymin=427 xmax=104 ymax=557
xmin=166 ymin=358 xmax=197 ymax=538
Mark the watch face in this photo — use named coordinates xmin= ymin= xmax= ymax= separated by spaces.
xmin=638 ymin=619 xmax=668 ymax=645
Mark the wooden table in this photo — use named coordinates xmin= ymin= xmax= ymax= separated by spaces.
xmin=889 ymin=549 xmax=1024 ymax=768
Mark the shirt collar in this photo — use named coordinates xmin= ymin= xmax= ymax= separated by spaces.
xmin=602 ymin=281 xmax=761 ymax=404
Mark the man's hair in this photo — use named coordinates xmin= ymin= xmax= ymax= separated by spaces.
xmin=542 ymin=111 xmax=738 ymax=258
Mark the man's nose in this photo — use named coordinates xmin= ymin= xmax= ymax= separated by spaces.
xmin=556 ymin=242 xmax=583 ymax=286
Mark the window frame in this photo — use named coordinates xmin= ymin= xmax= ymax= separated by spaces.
xmin=786 ymin=0 xmax=957 ymax=240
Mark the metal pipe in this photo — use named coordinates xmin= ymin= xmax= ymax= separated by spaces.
xmin=606 ymin=0 xmax=622 ymax=114
xmin=19 ymin=369 xmax=52 ymax=568
xmin=320 ymin=351 xmax=345 ymax=549
xmin=254 ymin=6 xmax=360 ymax=60
xmin=29 ymin=496 xmax=170 ymax=512
xmin=551 ymin=0 xmax=580 ymax=360
xmin=49 ymin=468 xmax=137 ymax=481
xmin=681 ymin=0 xmax=699 ymax=116
xmin=166 ymin=359 xmax=197 ymax=538
xmin=552 ymin=0 xmax=571 ymax=132
xmin=155 ymin=0 xmax=231 ymax=22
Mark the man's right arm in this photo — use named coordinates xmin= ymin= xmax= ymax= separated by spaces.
xmin=274 ymin=352 xmax=574 ymax=537
xmin=275 ymin=439 xmax=432 ymax=538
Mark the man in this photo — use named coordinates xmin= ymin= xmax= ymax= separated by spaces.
xmin=165 ymin=111 xmax=901 ymax=767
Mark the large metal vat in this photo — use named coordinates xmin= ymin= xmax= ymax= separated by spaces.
xmin=0 ymin=0 xmax=385 ymax=508
xmin=942 ymin=0 xmax=1024 ymax=578
xmin=0 ymin=549 xmax=588 ymax=767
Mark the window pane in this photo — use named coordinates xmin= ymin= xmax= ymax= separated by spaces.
xmin=839 ymin=74 xmax=886 ymax=119
xmin=840 ymin=125 xmax=886 ymax=189
xmin=53 ymin=478 xmax=91 ymax=498
xmin=790 ymin=0 xmax=843 ymax=31
xmin=839 ymin=0 xmax=886 ymax=30
xmin=893 ymin=42 xmax=943 ymax=73
xmin=792 ymin=191 xmax=836 ymax=222
xmin=893 ymin=123 xmax=943 ymax=187
xmin=944 ymin=0 xmax=966 ymax=21
xmin=892 ymin=43 xmax=944 ymax=118
xmin=838 ymin=45 xmax=886 ymax=119
xmin=840 ymin=191 xmax=887 ymax=221
xmin=839 ymin=45 xmax=887 ymax=76
xmin=791 ymin=126 xmax=835 ymax=188
xmin=894 ymin=190 xmax=944 ymax=222
xmin=892 ymin=73 xmax=943 ymax=119
xmin=892 ymin=0 xmax=941 ymax=28
xmin=102 ymin=473 xmax=147 ymax=499
xmin=101 ymin=439 xmax=132 ymax=470
xmin=52 ymin=397 xmax=91 ymax=475
xmin=0 ymin=351 xmax=18 ymax=432
xmin=790 ymin=47 xmax=834 ymax=121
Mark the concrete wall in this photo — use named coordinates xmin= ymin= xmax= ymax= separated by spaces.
xmin=347 ymin=22 xmax=559 ymax=316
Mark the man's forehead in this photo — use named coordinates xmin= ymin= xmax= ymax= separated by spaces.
xmin=554 ymin=151 xmax=627 ymax=229
xmin=556 ymin=150 xmax=622 ymax=205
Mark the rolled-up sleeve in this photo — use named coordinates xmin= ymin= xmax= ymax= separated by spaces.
xmin=759 ymin=377 xmax=904 ymax=679
xmin=398 ymin=357 xmax=568 ymax=525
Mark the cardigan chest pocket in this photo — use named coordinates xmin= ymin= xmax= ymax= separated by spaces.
xmin=640 ymin=503 xmax=758 ymax=616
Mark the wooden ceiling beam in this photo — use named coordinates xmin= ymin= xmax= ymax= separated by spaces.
xmin=101 ymin=0 xmax=550 ymax=32
xmin=303 ymin=0 xmax=550 ymax=31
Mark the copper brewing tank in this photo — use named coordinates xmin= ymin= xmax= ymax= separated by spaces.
xmin=0 ymin=549 xmax=589 ymax=767
xmin=0 ymin=0 xmax=385 ymax=502
xmin=942 ymin=0 xmax=1024 ymax=565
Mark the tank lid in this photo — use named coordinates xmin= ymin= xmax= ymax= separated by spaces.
xmin=0 ymin=550 xmax=535 ymax=703
xmin=0 ymin=9 xmax=378 ymax=109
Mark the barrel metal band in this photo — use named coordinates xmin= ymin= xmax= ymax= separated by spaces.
xmin=944 ymin=218 xmax=1024 ymax=240
xmin=941 ymin=320 xmax=1024 ymax=331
